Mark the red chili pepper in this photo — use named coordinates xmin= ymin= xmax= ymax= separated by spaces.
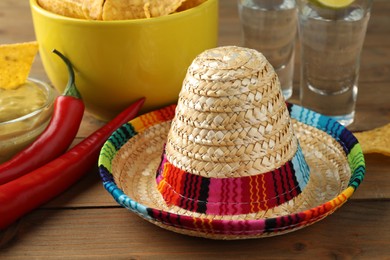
xmin=0 ymin=49 xmax=84 ymax=185
xmin=0 ymin=97 xmax=145 ymax=229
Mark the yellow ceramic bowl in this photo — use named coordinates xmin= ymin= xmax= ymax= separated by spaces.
xmin=30 ymin=0 xmax=218 ymax=121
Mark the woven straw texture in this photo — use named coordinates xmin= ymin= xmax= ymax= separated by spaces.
xmin=167 ymin=46 xmax=296 ymax=178
xmin=98 ymin=46 xmax=365 ymax=239
xmin=98 ymin=104 xmax=364 ymax=239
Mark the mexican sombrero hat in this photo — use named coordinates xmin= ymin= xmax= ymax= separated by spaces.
xmin=98 ymin=46 xmax=365 ymax=240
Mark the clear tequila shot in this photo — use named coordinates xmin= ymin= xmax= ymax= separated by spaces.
xmin=238 ymin=0 xmax=297 ymax=100
xmin=298 ymin=0 xmax=372 ymax=126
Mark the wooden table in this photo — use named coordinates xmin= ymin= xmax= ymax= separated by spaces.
xmin=1 ymin=0 xmax=389 ymax=259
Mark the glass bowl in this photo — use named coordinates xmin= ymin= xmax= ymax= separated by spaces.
xmin=0 ymin=78 xmax=56 ymax=163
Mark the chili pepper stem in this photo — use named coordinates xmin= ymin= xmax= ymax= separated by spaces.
xmin=0 ymin=51 xmax=85 ymax=185
xmin=52 ymin=49 xmax=82 ymax=99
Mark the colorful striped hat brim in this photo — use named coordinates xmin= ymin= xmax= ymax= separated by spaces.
xmin=98 ymin=103 xmax=365 ymax=239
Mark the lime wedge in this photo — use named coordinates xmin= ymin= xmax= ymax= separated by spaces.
xmin=314 ymin=0 xmax=355 ymax=8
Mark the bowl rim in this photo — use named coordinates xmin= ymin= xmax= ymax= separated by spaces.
xmin=30 ymin=0 xmax=218 ymax=25
xmin=0 ymin=78 xmax=56 ymax=126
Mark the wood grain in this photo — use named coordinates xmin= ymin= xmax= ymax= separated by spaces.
xmin=0 ymin=0 xmax=389 ymax=259
xmin=1 ymin=202 xmax=389 ymax=259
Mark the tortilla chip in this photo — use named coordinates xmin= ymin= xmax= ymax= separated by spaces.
xmin=148 ymin=0 xmax=186 ymax=18
xmin=102 ymin=0 xmax=187 ymax=20
xmin=83 ymin=0 xmax=105 ymax=20
xmin=354 ymin=123 xmax=390 ymax=156
xmin=102 ymin=0 xmax=148 ymax=20
xmin=177 ymin=0 xmax=207 ymax=12
xmin=38 ymin=0 xmax=193 ymax=20
xmin=37 ymin=0 xmax=85 ymax=19
xmin=143 ymin=2 xmax=151 ymax=18
xmin=0 ymin=42 xmax=39 ymax=90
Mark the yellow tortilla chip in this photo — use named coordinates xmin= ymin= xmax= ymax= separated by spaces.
xmin=103 ymin=0 xmax=148 ymax=20
xmin=102 ymin=0 xmax=187 ymax=20
xmin=148 ymin=0 xmax=186 ymax=18
xmin=143 ymin=3 xmax=152 ymax=18
xmin=37 ymin=0 xmax=85 ymax=19
xmin=177 ymin=0 xmax=207 ymax=12
xmin=354 ymin=123 xmax=390 ymax=156
xmin=38 ymin=0 xmax=193 ymax=20
xmin=0 ymin=42 xmax=39 ymax=90
xmin=83 ymin=0 xmax=105 ymax=20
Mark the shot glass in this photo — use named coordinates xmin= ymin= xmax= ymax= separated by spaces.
xmin=238 ymin=0 xmax=297 ymax=100
xmin=297 ymin=0 xmax=373 ymax=126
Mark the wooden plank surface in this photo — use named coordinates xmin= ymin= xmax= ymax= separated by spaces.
xmin=1 ymin=202 xmax=389 ymax=259
xmin=0 ymin=0 xmax=389 ymax=259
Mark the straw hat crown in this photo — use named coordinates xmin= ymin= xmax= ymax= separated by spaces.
xmin=166 ymin=46 xmax=298 ymax=178
xmin=156 ymin=46 xmax=310 ymax=216
xmin=99 ymin=45 xmax=364 ymax=238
